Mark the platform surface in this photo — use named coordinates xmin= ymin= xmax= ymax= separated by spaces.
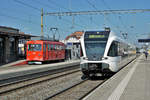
xmin=83 ymin=54 xmax=150 ymax=100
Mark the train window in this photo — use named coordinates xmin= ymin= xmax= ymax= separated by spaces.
xmin=56 ymin=45 xmax=59 ymax=50
xmin=57 ymin=45 xmax=59 ymax=50
xmin=49 ymin=44 xmax=51 ymax=50
xmin=61 ymin=45 xmax=64 ymax=50
xmin=48 ymin=44 xmax=50 ymax=51
xmin=108 ymin=41 xmax=118 ymax=57
xmin=59 ymin=45 xmax=61 ymax=50
xmin=57 ymin=45 xmax=60 ymax=50
xmin=54 ymin=45 xmax=57 ymax=50
xmin=51 ymin=44 xmax=53 ymax=50
xmin=28 ymin=44 xmax=41 ymax=51
xmin=59 ymin=45 xmax=62 ymax=50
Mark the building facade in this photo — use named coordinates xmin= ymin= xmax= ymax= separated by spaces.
xmin=64 ymin=31 xmax=84 ymax=60
xmin=0 ymin=26 xmax=32 ymax=65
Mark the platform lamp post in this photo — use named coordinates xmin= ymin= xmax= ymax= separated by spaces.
xmin=50 ymin=27 xmax=58 ymax=41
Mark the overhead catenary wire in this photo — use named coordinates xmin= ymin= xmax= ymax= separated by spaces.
xmin=86 ymin=0 xmax=98 ymax=10
xmin=47 ymin=0 xmax=70 ymax=11
xmin=47 ymin=0 xmax=99 ymax=28
xmin=31 ymin=0 xmax=58 ymax=11
xmin=13 ymin=0 xmax=41 ymax=12
xmin=46 ymin=0 xmax=89 ymax=29
xmin=100 ymin=0 xmax=128 ymax=31
xmin=85 ymin=0 xmax=101 ymax=27
xmin=4 ymin=0 xmax=150 ymax=40
xmin=85 ymin=0 xmax=120 ymax=30
xmin=99 ymin=0 xmax=137 ymax=41
xmin=44 ymin=9 xmax=150 ymax=16
xmin=0 ymin=12 xmax=40 ymax=25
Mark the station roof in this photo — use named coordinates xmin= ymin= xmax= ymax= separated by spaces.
xmin=0 ymin=26 xmax=36 ymax=39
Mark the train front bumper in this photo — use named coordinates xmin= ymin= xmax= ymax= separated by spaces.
xmin=80 ymin=62 xmax=110 ymax=73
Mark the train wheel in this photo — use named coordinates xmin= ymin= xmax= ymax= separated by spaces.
xmin=81 ymin=70 xmax=90 ymax=79
xmin=102 ymin=73 xmax=112 ymax=78
xmin=81 ymin=74 xmax=89 ymax=80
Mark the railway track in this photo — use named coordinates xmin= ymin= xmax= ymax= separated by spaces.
xmin=0 ymin=66 xmax=80 ymax=96
xmin=0 ymin=57 xmax=139 ymax=100
xmin=0 ymin=68 xmax=83 ymax=100
xmin=0 ymin=64 xmax=79 ymax=87
xmin=44 ymin=56 xmax=138 ymax=100
xmin=44 ymin=77 xmax=106 ymax=100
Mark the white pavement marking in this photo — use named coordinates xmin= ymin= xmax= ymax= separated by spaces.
xmin=107 ymin=57 xmax=141 ymax=100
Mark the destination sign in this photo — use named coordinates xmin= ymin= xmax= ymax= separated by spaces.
xmin=84 ymin=31 xmax=110 ymax=41
xmin=88 ymin=35 xmax=105 ymax=38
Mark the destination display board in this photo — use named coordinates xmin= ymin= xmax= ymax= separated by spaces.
xmin=84 ymin=31 xmax=110 ymax=41
xmin=88 ymin=34 xmax=105 ymax=38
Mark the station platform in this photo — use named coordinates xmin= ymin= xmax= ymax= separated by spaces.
xmin=0 ymin=60 xmax=26 ymax=68
xmin=0 ymin=60 xmax=80 ymax=80
xmin=83 ymin=54 xmax=150 ymax=100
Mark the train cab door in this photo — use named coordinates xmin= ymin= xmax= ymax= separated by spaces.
xmin=107 ymin=41 xmax=121 ymax=71
xmin=54 ymin=44 xmax=57 ymax=60
xmin=43 ymin=43 xmax=46 ymax=60
xmin=48 ymin=44 xmax=50 ymax=60
xmin=49 ymin=44 xmax=52 ymax=60
xmin=51 ymin=44 xmax=54 ymax=60
xmin=46 ymin=44 xmax=48 ymax=60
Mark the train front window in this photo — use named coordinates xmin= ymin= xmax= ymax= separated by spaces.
xmin=84 ymin=31 xmax=110 ymax=60
xmin=28 ymin=44 xmax=42 ymax=51
xmin=85 ymin=41 xmax=107 ymax=60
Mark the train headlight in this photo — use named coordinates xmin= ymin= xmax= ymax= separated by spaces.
xmin=102 ymin=57 xmax=108 ymax=60
xmin=83 ymin=57 xmax=88 ymax=60
xmin=102 ymin=63 xmax=109 ymax=69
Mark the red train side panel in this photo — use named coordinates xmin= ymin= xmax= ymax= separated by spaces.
xmin=26 ymin=40 xmax=65 ymax=64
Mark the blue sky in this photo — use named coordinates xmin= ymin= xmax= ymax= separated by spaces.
xmin=0 ymin=0 xmax=150 ymax=44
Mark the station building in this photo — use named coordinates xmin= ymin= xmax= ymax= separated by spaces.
xmin=0 ymin=26 xmax=33 ymax=65
xmin=63 ymin=31 xmax=84 ymax=60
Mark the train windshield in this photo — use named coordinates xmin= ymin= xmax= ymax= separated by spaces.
xmin=84 ymin=31 xmax=110 ymax=60
xmin=28 ymin=44 xmax=42 ymax=51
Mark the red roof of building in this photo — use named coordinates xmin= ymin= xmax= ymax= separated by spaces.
xmin=65 ymin=31 xmax=84 ymax=40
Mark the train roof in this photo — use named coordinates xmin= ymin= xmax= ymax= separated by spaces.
xmin=82 ymin=30 xmax=133 ymax=46
xmin=26 ymin=40 xmax=64 ymax=45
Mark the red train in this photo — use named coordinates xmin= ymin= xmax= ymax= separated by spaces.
xmin=26 ymin=40 xmax=65 ymax=64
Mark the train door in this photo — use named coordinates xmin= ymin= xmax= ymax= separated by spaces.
xmin=48 ymin=44 xmax=52 ymax=60
xmin=48 ymin=44 xmax=50 ymax=60
xmin=43 ymin=43 xmax=46 ymax=60
xmin=51 ymin=44 xmax=54 ymax=60
xmin=107 ymin=41 xmax=121 ymax=71
xmin=58 ymin=44 xmax=61 ymax=59
xmin=54 ymin=44 xmax=57 ymax=60
xmin=61 ymin=44 xmax=65 ymax=59
xmin=46 ymin=44 xmax=48 ymax=60
xmin=58 ymin=45 xmax=62 ymax=59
